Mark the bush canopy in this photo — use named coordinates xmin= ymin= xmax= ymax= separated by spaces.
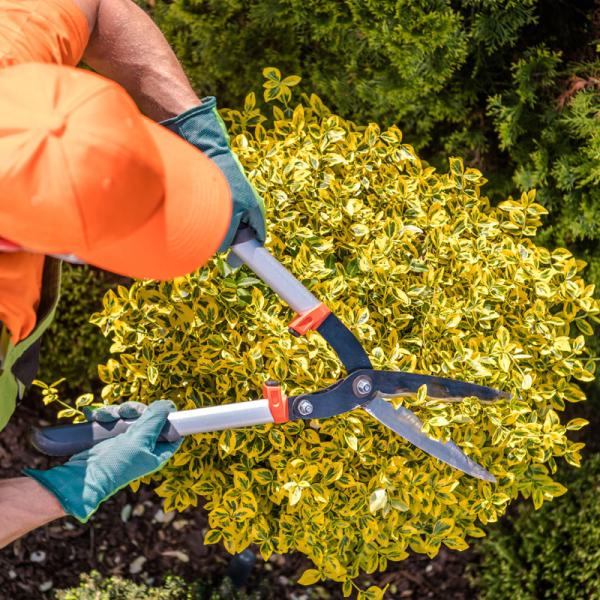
xmin=80 ymin=75 xmax=599 ymax=594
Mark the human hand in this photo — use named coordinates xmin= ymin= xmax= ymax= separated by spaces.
xmin=83 ymin=400 xmax=148 ymax=422
xmin=24 ymin=400 xmax=181 ymax=522
xmin=161 ymin=97 xmax=266 ymax=251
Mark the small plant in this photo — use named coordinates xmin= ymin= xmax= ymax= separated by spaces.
xmin=33 ymin=378 xmax=96 ymax=422
xmin=55 ymin=571 xmax=266 ymax=600
xmin=51 ymin=71 xmax=598 ymax=595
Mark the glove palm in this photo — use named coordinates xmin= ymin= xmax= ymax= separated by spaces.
xmin=25 ymin=400 xmax=180 ymax=522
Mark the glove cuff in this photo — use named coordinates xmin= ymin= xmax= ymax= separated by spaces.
xmin=24 ymin=466 xmax=92 ymax=523
xmin=160 ymin=97 xmax=218 ymax=130
xmin=160 ymin=97 xmax=230 ymax=160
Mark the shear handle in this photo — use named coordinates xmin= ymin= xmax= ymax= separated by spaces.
xmin=230 ymin=229 xmax=372 ymax=372
xmin=231 ymin=228 xmax=321 ymax=314
xmin=32 ymin=399 xmax=277 ymax=457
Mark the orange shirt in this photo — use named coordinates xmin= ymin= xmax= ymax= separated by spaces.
xmin=0 ymin=0 xmax=89 ymax=342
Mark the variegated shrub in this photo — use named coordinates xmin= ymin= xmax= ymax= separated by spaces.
xmin=86 ymin=70 xmax=597 ymax=596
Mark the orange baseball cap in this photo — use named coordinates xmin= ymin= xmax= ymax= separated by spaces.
xmin=0 ymin=63 xmax=232 ymax=280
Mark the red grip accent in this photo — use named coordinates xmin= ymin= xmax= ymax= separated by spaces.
xmin=288 ymin=303 xmax=331 ymax=336
xmin=264 ymin=383 xmax=288 ymax=423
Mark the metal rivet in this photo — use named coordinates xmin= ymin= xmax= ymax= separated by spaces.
xmin=297 ymin=399 xmax=313 ymax=416
xmin=353 ymin=376 xmax=373 ymax=397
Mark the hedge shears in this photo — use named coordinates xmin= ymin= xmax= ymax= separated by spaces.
xmin=33 ymin=229 xmax=508 ymax=482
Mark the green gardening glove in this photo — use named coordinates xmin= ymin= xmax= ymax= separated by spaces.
xmin=82 ymin=400 xmax=148 ymax=422
xmin=161 ymin=97 xmax=266 ymax=251
xmin=24 ymin=400 xmax=181 ymax=523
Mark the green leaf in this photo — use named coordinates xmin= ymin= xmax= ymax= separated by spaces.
xmin=75 ymin=393 xmax=94 ymax=408
xmin=351 ymin=223 xmax=370 ymax=237
xmin=254 ymin=469 xmax=274 ymax=485
xmin=575 ymin=319 xmax=594 ymax=336
xmin=344 ymin=432 xmax=358 ymax=451
xmin=566 ymin=418 xmax=589 ymax=431
xmin=269 ymin=428 xmax=286 ymax=449
xmin=264 ymin=85 xmax=282 ymax=103
xmin=57 ymin=408 xmax=78 ymax=419
xmin=244 ymin=92 xmax=256 ymax=112
xmin=204 ymin=529 xmax=222 ymax=545
xmin=147 ymin=365 xmax=159 ymax=385
xmin=262 ymin=66 xmax=281 ymax=82
xmin=369 ymin=488 xmax=387 ymax=513
xmin=432 ymin=518 xmax=454 ymax=537
xmin=289 ymin=485 xmax=302 ymax=506
xmin=282 ymin=75 xmax=302 ymax=87
xmin=416 ymin=385 xmax=428 ymax=402
xmin=364 ymin=586 xmax=386 ymax=600
xmin=297 ymin=569 xmax=321 ymax=585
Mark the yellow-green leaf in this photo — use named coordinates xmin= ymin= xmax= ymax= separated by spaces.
xmin=297 ymin=569 xmax=321 ymax=585
xmin=369 ymin=488 xmax=387 ymax=513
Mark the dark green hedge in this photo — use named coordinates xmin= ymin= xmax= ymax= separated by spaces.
xmin=36 ymin=264 xmax=118 ymax=393
xmin=469 ymin=453 xmax=600 ymax=600
xmin=150 ymin=0 xmax=549 ymax=152
xmin=488 ymin=52 xmax=600 ymax=288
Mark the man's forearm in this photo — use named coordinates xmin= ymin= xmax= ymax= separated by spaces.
xmin=0 ymin=478 xmax=65 ymax=548
xmin=77 ymin=0 xmax=200 ymax=120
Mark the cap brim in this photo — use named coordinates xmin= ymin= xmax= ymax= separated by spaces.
xmin=78 ymin=117 xmax=231 ymax=280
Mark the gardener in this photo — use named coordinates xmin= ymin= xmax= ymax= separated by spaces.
xmin=0 ymin=0 xmax=265 ymax=547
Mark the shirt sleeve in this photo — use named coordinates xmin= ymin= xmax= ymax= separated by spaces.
xmin=0 ymin=0 xmax=90 ymax=69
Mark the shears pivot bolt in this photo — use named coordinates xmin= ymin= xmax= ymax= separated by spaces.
xmin=297 ymin=399 xmax=314 ymax=416
xmin=353 ymin=376 xmax=373 ymax=397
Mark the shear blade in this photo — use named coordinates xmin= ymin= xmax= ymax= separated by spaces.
xmin=363 ymin=396 xmax=496 ymax=482
xmin=374 ymin=371 xmax=510 ymax=402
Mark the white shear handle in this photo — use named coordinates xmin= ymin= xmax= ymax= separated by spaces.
xmin=230 ymin=229 xmax=321 ymax=314
xmin=31 ymin=400 xmax=274 ymax=457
